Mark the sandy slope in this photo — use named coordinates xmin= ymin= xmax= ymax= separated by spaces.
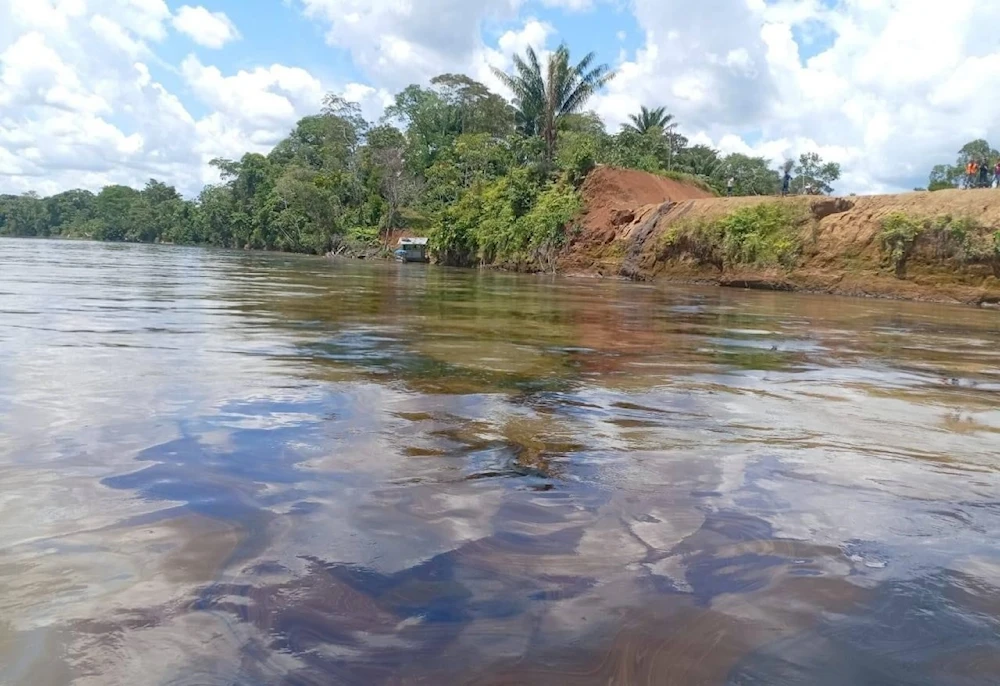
xmin=561 ymin=168 xmax=1000 ymax=306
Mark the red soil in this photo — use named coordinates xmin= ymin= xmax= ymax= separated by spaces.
xmin=562 ymin=166 xmax=714 ymax=273
xmin=578 ymin=166 xmax=714 ymax=234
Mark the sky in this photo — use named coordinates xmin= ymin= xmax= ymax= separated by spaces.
xmin=1 ymin=0 xmax=999 ymax=198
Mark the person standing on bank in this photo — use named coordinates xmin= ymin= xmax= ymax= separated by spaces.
xmin=727 ymin=176 xmax=735 ymax=196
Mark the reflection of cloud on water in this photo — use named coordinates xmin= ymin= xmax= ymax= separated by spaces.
xmin=6 ymin=241 xmax=1000 ymax=683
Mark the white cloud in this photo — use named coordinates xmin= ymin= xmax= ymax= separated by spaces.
xmin=0 ymin=32 xmax=109 ymax=114
xmin=180 ymin=55 xmax=325 ymax=132
xmin=90 ymin=14 xmax=149 ymax=57
xmin=0 ymin=0 xmax=327 ymax=196
xmin=294 ymin=0 xmax=525 ymax=88
xmin=540 ymin=0 xmax=594 ymax=10
xmin=478 ymin=18 xmax=555 ymax=94
xmin=5 ymin=0 xmax=1000 ymax=198
xmin=171 ymin=5 xmax=241 ymax=49
xmin=341 ymin=82 xmax=395 ymax=120
xmin=593 ymin=0 xmax=1000 ymax=193
xmin=102 ymin=0 xmax=172 ymax=41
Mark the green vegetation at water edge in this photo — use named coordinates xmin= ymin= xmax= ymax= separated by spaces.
xmin=879 ymin=212 xmax=1000 ymax=277
xmin=0 ymin=43 xmax=839 ymax=265
xmin=659 ymin=202 xmax=809 ymax=269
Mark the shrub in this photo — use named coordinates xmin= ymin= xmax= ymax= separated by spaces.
xmin=556 ymin=132 xmax=598 ymax=186
xmin=879 ymin=213 xmax=924 ymax=277
xmin=879 ymin=213 xmax=1000 ymax=277
xmin=658 ymin=202 xmax=806 ymax=269
xmin=659 ymin=170 xmax=718 ymax=195
xmin=430 ymin=170 xmax=579 ymax=269
xmin=347 ymin=225 xmax=380 ymax=244
xmin=715 ymin=203 xmax=805 ymax=267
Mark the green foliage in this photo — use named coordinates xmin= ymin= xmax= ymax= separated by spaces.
xmin=715 ymin=153 xmax=781 ymax=196
xmin=491 ymin=44 xmax=615 ymax=160
xmin=556 ymin=131 xmax=599 ymax=185
xmin=879 ymin=213 xmax=924 ymax=276
xmin=624 ymin=106 xmax=673 ymax=135
xmin=715 ymin=203 xmax=805 ymax=267
xmin=602 ymin=129 xmax=666 ymax=172
xmin=790 ymin=152 xmax=841 ymax=195
xmin=660 ymin=203 xmax=806 ymax=269
xmin=878 ymin=212 xmax=1000 ymax=277
xmin=926 ymin=140 xmax=1000 ymax=190
xmin=658 ymin=170 xmax=717 ymax=195
xmin=347 ymin=225 xmax=380 ymax=244
xmin=430 ymin=168 xmax=579 ymax=269
xmin=3 ymin=53 xmax=824 ymax=261
xmin=957 ymin=139 xmax=999 ymax=166
xmin=518 ymin=181 xmax=581 ymax=250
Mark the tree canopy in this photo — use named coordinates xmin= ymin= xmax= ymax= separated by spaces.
xmin=491 ymin=44 xmax=615 ymax=160
xmin=2 ymin=45 xmax=846 ymax=269
xmin=925 ymin=139 xmax=1000 ymax=190
xmin=624 ymin=106 xmax=673 ymax=135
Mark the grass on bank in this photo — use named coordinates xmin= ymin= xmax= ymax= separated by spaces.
xmin=658 ymin=170 xmax=719 ymax=196
xmin=658 ymin=201 xmax=809 ymax=269
xmin=879 ymin=212 xmax=1000 ymax=277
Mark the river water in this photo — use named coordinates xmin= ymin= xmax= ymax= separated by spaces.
xmin=1 ymin=237 xmax=1000 ymax=685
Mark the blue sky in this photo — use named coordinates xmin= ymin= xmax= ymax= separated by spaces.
xmin=2 ymin=0 xmax=998 ymax=196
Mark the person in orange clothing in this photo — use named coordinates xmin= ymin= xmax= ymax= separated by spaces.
xmin=967 ymin=160 xmax=978 ymax=189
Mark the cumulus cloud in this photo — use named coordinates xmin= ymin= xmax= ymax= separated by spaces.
xmin=294 ymin=0 xmax=524 ymax=88
xmin=590 ymin=0 xmax=1000 ymax=192
xmin=172 ymin=5 xmax=241 ymax=49
xmin=540 ymin=0 xmax=594 ymax=11
xmin=0 ymin=0 xmax=325 ymax=196
xmin=4 ymin=0 xmax=1000 ymax=197
xmin=180 ymin=55 xmax=324 ymax=133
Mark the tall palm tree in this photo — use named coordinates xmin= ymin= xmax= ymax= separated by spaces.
xmin=625 ymin=105 xmax=674 ymax=134
xmin=493 ymin=44 xmax=615 ymax=160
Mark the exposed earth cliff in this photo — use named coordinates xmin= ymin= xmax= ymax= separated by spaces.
xmin=561 ymin=166 xmax=1000 ymax=306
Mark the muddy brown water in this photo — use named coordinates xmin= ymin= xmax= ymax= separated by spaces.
xmin=2 ymin=237 xmax=1000 ymax=685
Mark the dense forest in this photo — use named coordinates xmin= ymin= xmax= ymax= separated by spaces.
xmin=0 ymin=45 xmax=841 ymax=267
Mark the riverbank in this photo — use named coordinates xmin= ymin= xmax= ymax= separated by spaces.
xmin=559 ymin=167 xmax=1000 ymax=307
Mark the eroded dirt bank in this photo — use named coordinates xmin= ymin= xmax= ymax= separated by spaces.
xmin=561 ymin=167 xmax=1000 ymax=306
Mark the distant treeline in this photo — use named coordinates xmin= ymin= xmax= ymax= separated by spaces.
xmin=0 ymin=45 xmax=840 ymax=267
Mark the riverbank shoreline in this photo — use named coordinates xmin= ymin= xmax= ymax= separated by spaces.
xmin=554 ymin=167 xmax=1000 ymax=308
xmin=559 ymin=266 xmax=1000 ymax=307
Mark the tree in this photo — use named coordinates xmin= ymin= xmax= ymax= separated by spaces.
xmin=364 ymin=124 xmax=420 ymax=242
xmin=0 ymin=193 xmax=46 ymax=237
xmin=924 ymin=140 xmax=999 ymax=192
xmin=717 ymin=154 xmax=781 ymax=196
xmin=558 ymin=111 xmax=606 ymax=137
xmin=492 ymin=44 xmax=615 ymax=160
xmin=45 ymin=189 xmax=95 ymax=234
xmin=928 ymin=163 xmax=961 ymax=191
xmin=624 ymin=106 xmax=673 ymax=135
xmin=429 ymin=73 xmax=515 ymax=137
xmin=956 ymin=139 xmax=999 ymax=166
xmin=675 ymin=145 xmax=722 ymax=179
xmin=268 ymin=111 xmax=365 ymax=172
xmin=604 ymin=129 xmax=668 ymax=173
xmin=791 ymin=152 xmax=841 ymax=195
xmin=93 ymin=185 xmax=142 ymax=241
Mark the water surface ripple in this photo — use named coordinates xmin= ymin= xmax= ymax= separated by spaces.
xmin=1 ymin=238 xmax=999 ymax=685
